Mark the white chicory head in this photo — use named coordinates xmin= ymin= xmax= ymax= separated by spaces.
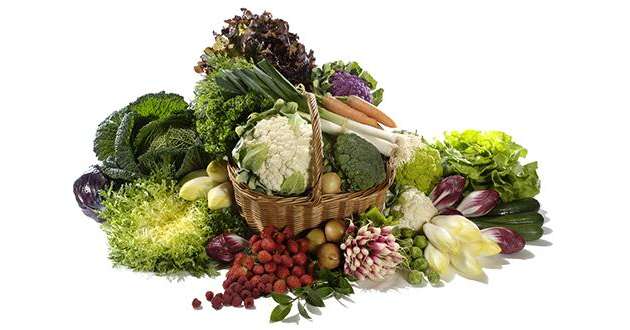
xmin=423 ymin=222 xmax=460 ymax=255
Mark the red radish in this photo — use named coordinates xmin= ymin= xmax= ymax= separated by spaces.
xmin=264 ymin=262 xmax=277 ymax=273
xmin=261 ymin=238 xmax=277 ymax=252
xmin=244 ymin=297 xmax=255 ymax=309
xmin=286 ymin=275 xmax=301 ymax=289
xmin=251 ymin=288 xmax=261 ymax=299
xmin=241 ymin=256 xmax=254 ymax=270
xmin=293 ymin=252 xmax=307 ymax=266
xmin=282 ymin=227 xmax=293 ymax=238
xmin=297 ymin=239 xmax=310 ymax=253
xmin=264 ymin=282 xmax=273 ymax=294
xmin=248 ymin=234 xmax=260 ymax=245
xmin=300 ymin=274 xmax=314 ymax=286
xmin=291 ymin=266 xmax=305 ymax=277
xmin=273 ymin=279 xmax=287 ymax=293
xmin=251 ymin=240 xmax=262 ymax=253
xmin=205 ymin=291 xmax=214 ymax=301
xmin=274 ymin=232 xmax=286 ymax=244
xmin=211 ymin=295 xmax=223 ymax=310
xmin=231 ymin=296 xmax=243 ymax=307
xmin=280 ymin=255 xmax=293 ymax=267
xmin=257 ymin=250 xmax=272 ymax=263
xmin=192 ymin=298 xmax=202 ymax=310
xmin=250 ymin=275 xmax=262 ymax=285
xmin=252 ymin=264 xmax=264 ymax=275
xmin=287 ymin=240 xmax=299 ymax=254
xmin=276 ymin=266 xmax=290 ymax=279
xmin=222 ymin=294 xmax=233 ymax=306
xmin=240 ymin=290 xmax=252 ymax=299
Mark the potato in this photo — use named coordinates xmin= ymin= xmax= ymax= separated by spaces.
xmin=324 ymin=219 xmax=346 ymax=242
xmin=317 ymin=243 xmax=341 ymax=270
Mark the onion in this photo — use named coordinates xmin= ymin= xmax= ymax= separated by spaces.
xmin=321 ymin=172 xmax=341 ymax=194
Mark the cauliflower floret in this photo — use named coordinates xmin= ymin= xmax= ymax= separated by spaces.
xmin=238 ymin=113 xmax=312 ymax=194
xmin=391 ymin=187 xmax=438 ymax=231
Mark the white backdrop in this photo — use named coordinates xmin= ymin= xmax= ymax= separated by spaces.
xmin=1 ymin=1 xmax=628 ymax=329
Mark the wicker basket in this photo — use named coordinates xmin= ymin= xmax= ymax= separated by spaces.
xmin=227 ymin=92 xmax=396 ymax=234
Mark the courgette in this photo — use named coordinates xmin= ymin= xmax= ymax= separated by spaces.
xmin=486 ymin=198 xmax=540 ymax=216
xmin=473 ymin=211 xmax=544 ymax=226
xmin=473 ymin=222 xmax=544 ymax=241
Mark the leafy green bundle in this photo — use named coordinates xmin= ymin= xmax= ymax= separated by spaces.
xmin=193 ymin=56 xmax=273 ymax=159
xmin=94 ymin=92 xmax=210 ymax=181
xmin=433 ymin=130 xmax=540 ymax=202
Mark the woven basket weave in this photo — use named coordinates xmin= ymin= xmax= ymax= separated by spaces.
xmin=227 ymin=92 xmax=395 ymax=234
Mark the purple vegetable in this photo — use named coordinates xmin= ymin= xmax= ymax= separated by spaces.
xmin=73 ymin=166 xmax=109 ymax=222
xmin=456 ymin=190 xmax=500 ymax=217
xmin=205 ymin=233 xmax=249 ymax=263
xmin=439 ymin=208 xmax=462 ymax=216
xmin=329 ymin=71 xmax=373 ymax=103
xmin=429 ymin=175 xmax=466 ymax=210
xmin=482 ymin=227 xmax=525 ymax=254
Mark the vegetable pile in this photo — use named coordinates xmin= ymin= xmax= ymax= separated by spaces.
xmin=73 ymin=8 xmax=547 ymax=323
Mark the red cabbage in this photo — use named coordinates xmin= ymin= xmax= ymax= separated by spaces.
xmin=73 ymin=166 xmax=109 ymax=222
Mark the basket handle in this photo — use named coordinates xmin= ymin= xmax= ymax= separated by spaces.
xmin=303 ymin=92 xmax=324 ymax=205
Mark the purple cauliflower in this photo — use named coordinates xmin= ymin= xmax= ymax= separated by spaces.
xmin=329 ymin=71 xmax=373 ymax=103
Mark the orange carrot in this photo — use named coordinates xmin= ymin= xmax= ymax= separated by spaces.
xmin=345 ymin=95 xmax=397 ymax=128
xmin=321 ymin=95 xmax=380 ymax=128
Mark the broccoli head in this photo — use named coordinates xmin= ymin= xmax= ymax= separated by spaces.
xmin=333 ymin=134 xmax=386 ymax=191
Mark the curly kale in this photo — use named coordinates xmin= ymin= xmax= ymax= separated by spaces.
xmin=193 ymin=57 xmax=273 ymax=158
xmin=333 ymin=134 xmax=386 ymax=191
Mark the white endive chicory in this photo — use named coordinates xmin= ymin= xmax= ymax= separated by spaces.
xmin=422 ymin=214 xmax=500 ymax=279
xmin=424 ymin=242 xmax=450 ymax=274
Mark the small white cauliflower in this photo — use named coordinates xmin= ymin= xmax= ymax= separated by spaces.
xmin=234 ymin=105 xmax=312 ymax=195
xmin=391 ymin=187 xmax=438 ymax=230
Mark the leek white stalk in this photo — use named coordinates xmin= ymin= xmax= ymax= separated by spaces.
xmin=318 ymin=108 xmax=401 ymax=144
xmin=298 ymin=112 xmax=396 ymax=156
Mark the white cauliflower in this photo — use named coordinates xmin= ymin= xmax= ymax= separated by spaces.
xmin=391 ymin=187 xmax=438 ymax=230
xmin=234 ymin=108 xmax=312 ymax=195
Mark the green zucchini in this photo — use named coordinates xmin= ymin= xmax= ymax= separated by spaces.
xmin=486 ymin=198 xmax=540 ymax=216
xmin=474 ymin=222 xmax=544 ymax=241
xmin=473 ymin=212 xmax=544 ymax=226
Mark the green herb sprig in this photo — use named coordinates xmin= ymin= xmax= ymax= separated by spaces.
xmin=269 ymin=269 xmax=355 ymax=322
